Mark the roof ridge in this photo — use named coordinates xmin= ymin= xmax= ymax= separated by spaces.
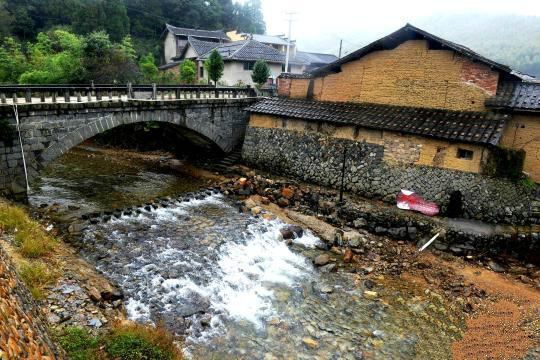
xmin=229 ymin=40 xmax=252 ymax=59
xmin=311 ymin=23 xmax=517 ymax=79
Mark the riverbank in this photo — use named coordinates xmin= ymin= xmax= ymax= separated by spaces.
xmin=3 ymin=144 xmax=539 ymax=358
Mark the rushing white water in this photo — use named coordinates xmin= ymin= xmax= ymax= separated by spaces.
xmin=86 ymin=194 xmax=322 ymax=335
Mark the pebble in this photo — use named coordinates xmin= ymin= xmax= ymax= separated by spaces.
xmin=302 ymin=337 xmax=319 ymax=349
xmin=363 ymin=291 xmax=378 ymax=299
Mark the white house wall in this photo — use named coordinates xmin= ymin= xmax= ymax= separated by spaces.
xmin=164 ymin=33 xmax=177 ymax=64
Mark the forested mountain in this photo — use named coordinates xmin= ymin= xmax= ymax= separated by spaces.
xmin=0 ymin=0 xmax=264 ymax=61
xmin=0 ymin=0 xmax=265 ymax=84
xmin=416 ymin=14 xmax=540 ymax=77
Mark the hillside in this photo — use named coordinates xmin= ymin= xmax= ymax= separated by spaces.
xmin=416 ymin=14 xmax=540 ymax=77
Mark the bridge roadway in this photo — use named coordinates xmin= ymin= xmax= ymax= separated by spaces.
xmin=0 ymin=84 xmax=259 ymax=200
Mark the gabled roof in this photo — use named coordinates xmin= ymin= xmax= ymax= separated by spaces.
xmin=187 ymin=37 xmax=220 ymax=57
xmin=246 ymin=98 xmax=509 ymax=146
xmin=311 ymin=23 xmax=520 ymax=80
xmin=486 ymin=81 xmax=540 ymax=112
xmin=166 ymin=24 xmax=229 ymax=41
xmin=296 ymin=51 xmax=338 ymax=65
xmin=199 ymin=40 xmax=308 ymax=65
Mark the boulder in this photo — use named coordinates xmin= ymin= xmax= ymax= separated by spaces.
xmin=280 ymin=225 xmax=303 ymax=240
xmin=343 ymin=231 xmax=363 ymax=247
xmin=244 ymin=198 xmax=257 ymax=209
xmin=314 ymin=254 xmax=331 ymax=266
xmin=277 ymin=198 xmax=289 ymax=207
xmin=68 ymin=221 xmax=87 ymax=235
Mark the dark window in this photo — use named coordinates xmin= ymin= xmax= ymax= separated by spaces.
xmin=243 ymin=62 xmax=255 ymax=70
xmin=281 ymin=63 xmax=285 ymax=72
xmin=457 ymin=148 xmax=473 ymax=160
xmin=200 ymin=66 xmax=204 ymax=78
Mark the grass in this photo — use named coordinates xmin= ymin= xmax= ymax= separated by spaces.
xmin=519 ymin=176 xmax=537 ymax=191
xmin=56 ymin=323 xmax=183 ymax=360
xmin=18 ymin=261 xmax=56 ymax=300
xmin=0 ymin=201 xmax=56 ymax=258
xmin=0 ymin=200 xmax=58 ymax=299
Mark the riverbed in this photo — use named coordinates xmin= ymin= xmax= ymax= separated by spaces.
xmin=28 ymin=146 xmax=478 ymax=359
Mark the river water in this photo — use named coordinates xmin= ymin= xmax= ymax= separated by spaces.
xmin=29 ymin=147 xmax=469 ymax=359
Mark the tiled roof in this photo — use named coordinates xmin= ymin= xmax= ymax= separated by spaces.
xmin=311 ymin=23 xmax=520 ymax=80
xmin=246 ymin=98 xmax=509 ymax=146
xmin=200 ymin=40 xmax=308 ymax=65
xmin=188 ymin=37 xmax=220 ymax=56
xmin=166 ymin=24 xmax=229 ymax=41
xmin=278 ymin=73 xmax=312 ymax=79
xmin=296 ymin=51 xmax=338 ymax=65
xmin=486 ymin=81 xmax=540 ymax=112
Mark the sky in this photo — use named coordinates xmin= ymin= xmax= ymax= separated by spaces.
xmin=252 ymin=0 xmax=540 ymax=55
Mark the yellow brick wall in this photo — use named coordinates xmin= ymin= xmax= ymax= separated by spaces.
xmin=289 ymin=79 xmax=310 ymax=99
xmin=289 ymin=40 xmax=499 ymax=112
xmin=249 ymin=114 xmax=487 ymax=173
xmin=500 ymin=114 xmax=540 ymax=182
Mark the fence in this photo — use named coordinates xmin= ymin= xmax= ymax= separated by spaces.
xmin=0 ymin=84 xmax=258 ymax=105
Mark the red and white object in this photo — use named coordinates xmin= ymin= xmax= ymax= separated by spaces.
xmin=396 ymin=189 xmax=439 ymax=216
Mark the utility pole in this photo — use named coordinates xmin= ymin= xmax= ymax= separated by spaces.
xmin=338 ymin=39 xmax=343 ymax=59
xmin=284 ymin=12 xmax=297 ymax=73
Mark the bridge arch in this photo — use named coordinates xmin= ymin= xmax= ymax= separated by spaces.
xmin=0 ymin=98 xmax=255 ymax=198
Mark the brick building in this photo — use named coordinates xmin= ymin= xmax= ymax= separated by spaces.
xmin=266 ymin=24 xmax=540 ymax=182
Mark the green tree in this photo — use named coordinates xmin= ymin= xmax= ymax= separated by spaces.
xmin=19 ymin=30 xmax=85 ymax=84
xmin=0 ymin=0 xmax=14 ymax=38
xmin=139 ymin=53 xmax=158 ymax=83
xmin=179 ymin=59 xmax=197 ymax=84
xmin=251 ymin=60 xmax=270 ymax=87
xmin=204 ymin=50 xmax=224 ymax=86
xmin=0 ymin=38 xmax=29 ymax=83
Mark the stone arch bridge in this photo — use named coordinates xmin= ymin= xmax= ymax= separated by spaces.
xmin=0 ymin=84 xmax=258 ymax=199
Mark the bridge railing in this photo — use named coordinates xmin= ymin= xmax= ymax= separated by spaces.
xmin=0 ymin=84 xmax=257 ymax=105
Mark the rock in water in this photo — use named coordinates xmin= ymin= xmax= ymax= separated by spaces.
xmin=314 ymin=254 xmax=330 ymax=266
xmin=279 ymin=225 xmax=304 ymax=240
xmin=302 ymin=337 xmax=319 ymax=349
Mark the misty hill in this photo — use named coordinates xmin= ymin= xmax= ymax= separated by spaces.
xmin=415 ymin=14 xmax=540 ymax=77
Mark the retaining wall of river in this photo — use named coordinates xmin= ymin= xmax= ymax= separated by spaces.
xmin=0 ymin=245 xmax=63 ymax=359
xmin=242 ymin=126 xmax=539 ymax=225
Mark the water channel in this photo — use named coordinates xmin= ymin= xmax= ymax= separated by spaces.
xmin=29 ymin=146 xmax=471 ymax=359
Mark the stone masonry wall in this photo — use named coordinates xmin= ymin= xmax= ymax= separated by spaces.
xmin=0 ymin=98 xmax=254 ymax=197
xmin=242 ymin=126 xmax=536 ymax=224
xmin=0 ymin=246 xmax=63 ymax=359
xmin=303 ymin=40 xmax=499 ymax=112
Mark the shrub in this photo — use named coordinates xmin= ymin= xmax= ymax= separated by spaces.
xmin=251 ymin=60 xmax=270 ymax=87
xmin=179 ymin=59 xmax=196 ymax=84
xmin=57 ymin=323 xmax=183 ymax=360
xmin=57 ymin=327 xmax=99 ymax=360
xmin=104 ymin=322 xmax=182 ymax=360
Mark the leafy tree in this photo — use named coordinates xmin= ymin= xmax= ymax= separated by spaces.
xmin=251 ymin=60 xmax=270 ymax=87
xmin=0 ymin=38 xmax=29 ymax=83
xmin=0 ymin=0 xmax=14 ymax=38
xmin=139 ymin=53 xmax=158 ymax=83
xmin=19 ymin=30 xmax=85 ymax=84
xmin=82 ymin=32 xmax=139 ymax=83
xmin=204 ymin=50 xmax=224 ymax=86
xmin=179 ymin=59 xmax=197 ymax=84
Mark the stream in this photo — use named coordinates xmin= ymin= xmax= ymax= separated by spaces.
xmin=29 ymin=146 xmax=468 ymax=359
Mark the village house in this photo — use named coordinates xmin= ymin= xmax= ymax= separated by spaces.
xmin=160 ymin=25 xmax=337 ymax=85
xmin=243 ymin=24 xmax=540 ymax=223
